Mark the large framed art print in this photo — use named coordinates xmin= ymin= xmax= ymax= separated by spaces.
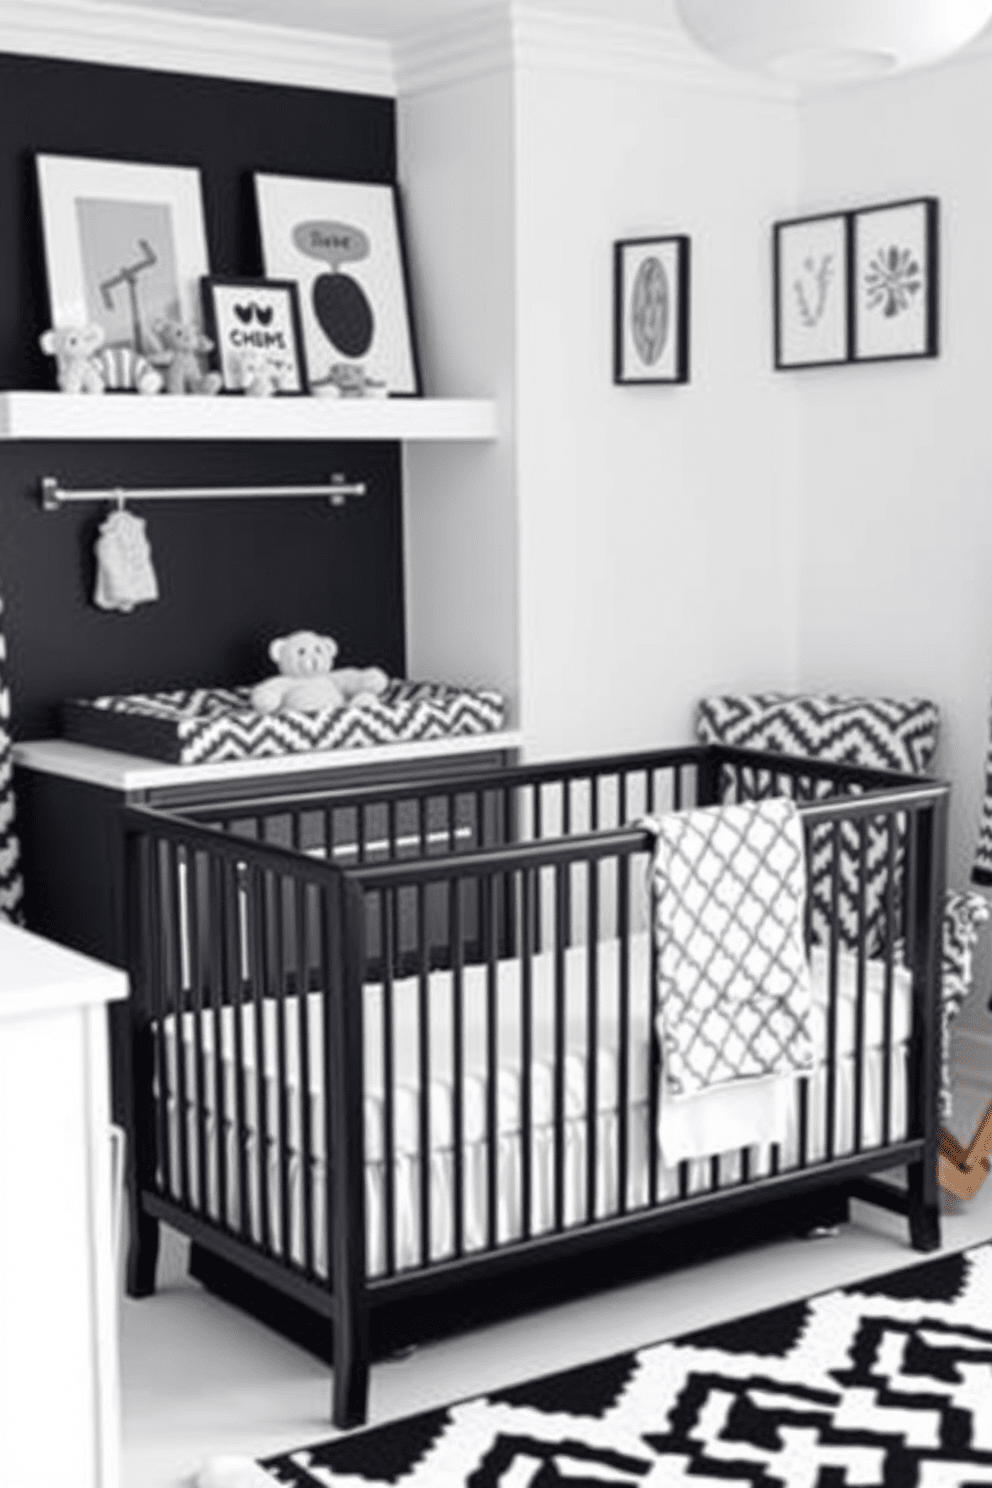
xmin=254 ymin=173 xmax=420 ymax=396
xmin=35 ymin=153 xmax=211 ymax=354
xmin=613 ymin=234 xmax=690 ymax=384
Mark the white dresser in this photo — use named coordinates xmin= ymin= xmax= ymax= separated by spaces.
xmin=0 ymin=922 xmax=127 ymax=1488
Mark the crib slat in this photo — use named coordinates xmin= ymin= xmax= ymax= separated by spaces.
xmin=553 ymin=862 xmax=566 ymax=1232
xmin=226 ymin=860 xmax=251 ymax=1243
xmin=881 ymin=816 xmax=897 ymax=1148
xmin=521 ymin=867 xmax=533 ymax=1241
xmin=295 ymin=875 xmax=314 ymax=1274
xmin=208 ymin=855 xmax=228 ymax=1228
xmin=249 ymin=866 xmax=272 ymax=1253
xmin=381 ymin=887 xmax=396 ymax=1277
xmin=617 ymin=849 xmax=630 ymax=1216
xmin=417 ymin=880 xmax=431 ymax=1268
xmin=274 ymin=874 xmax=292 ymax=1264
xmin=532 ymin=786 xmax=543 ymax=949
xmin=825 ymin=820 xmax=841 ymax=1165
xmin=450 ymin=877 xmax=465 ymax=1259
xmin=168 ymin=841 xmax=190 ymax=1209
xmin=586 ymin=856 xmax=599 ymax=1224
xmin=486 ymin=874 xmax=498 ymax=1250
xmin=187 ymin=848 xmax=209 ymax=1218
xmin=648 ymin=857 xmax=659 ymax=1209
xmin=853 ymin=818 xmax=868 ymax=1154
xmin=148 ymin=839 xmax=171 ymax=1201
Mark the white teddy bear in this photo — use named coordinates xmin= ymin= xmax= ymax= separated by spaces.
xmin=250 ymin=631 xmax=389 ymax=715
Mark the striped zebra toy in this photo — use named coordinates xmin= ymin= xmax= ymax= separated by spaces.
xmin=91 ymin=345 xmax=163 ymax=394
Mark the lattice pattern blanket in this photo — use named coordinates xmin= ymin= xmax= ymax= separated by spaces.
xmin=648 ymin=799 xmax=814 ymax=1097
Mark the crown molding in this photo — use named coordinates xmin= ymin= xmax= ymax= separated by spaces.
xmin=394 ymin=0 xmax=794 ymax=103
xmin=0 ymin=0 xmax=395 ymax=95
xmin=394 ymin=5 xmax=514 ymax=96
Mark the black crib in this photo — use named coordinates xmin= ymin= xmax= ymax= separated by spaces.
xmin=122 ymin=743 xmax=948 ymax=1427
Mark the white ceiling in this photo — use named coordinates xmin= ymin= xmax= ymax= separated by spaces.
xmin=112 ymin=0 xmax=684 ymax=43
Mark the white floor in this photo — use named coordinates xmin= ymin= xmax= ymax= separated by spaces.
xmin=121 ymin=1109 xmax=992 ymax=1488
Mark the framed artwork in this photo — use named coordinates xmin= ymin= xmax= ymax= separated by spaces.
xmin=613 ymin=235 xmax=690 ymax=384
xmin=200 ymin=276 xmax=308 ymax=394
xmin=253 ymin=173 xmax=420 ymax=395
xmin=35 ymin=153 xmax=211 ymax=355
xmin=773 ymin=211 xmax=850 ymax=369
xmin=852 ymin=197 xmax=938 ymax=362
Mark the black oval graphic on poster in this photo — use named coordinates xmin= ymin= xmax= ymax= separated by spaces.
xmin=312 ymin=272 xmax=374 ymax=358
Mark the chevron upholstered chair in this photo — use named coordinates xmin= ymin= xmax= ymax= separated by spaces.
xmin=696 ymin=693 xmax=989 ymax=1125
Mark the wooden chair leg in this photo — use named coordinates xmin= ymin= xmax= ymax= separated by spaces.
xmin=938 ymin=1110 xmax=992 ymax=1202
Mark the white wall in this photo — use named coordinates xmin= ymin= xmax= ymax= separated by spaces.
xmin=795 ymin=52 xmax=992 ymax=1061
xmin=796 ymin=52 xmax=992 ymax=898
xmin=398 ymin=65 xmax=521 ymax=714
xmin=513 ymin=58 xmax=802 ymax=758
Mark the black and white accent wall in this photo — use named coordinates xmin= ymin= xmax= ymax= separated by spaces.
xmin=0 ymin=48 xmax=404 ymax=740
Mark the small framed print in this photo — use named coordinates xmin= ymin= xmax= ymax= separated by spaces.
xmin=852 ymin=197 xmax=938 ymax=363
xmin=613 ymin=235 xmax=690 ymax=384
xmin=201 ymin=277 xmax=308 ymax=394
xmin=774 ymin=211 xmax=850 ymax=369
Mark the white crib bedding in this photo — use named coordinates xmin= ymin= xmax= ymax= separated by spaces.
xmin=159 ymin=936 xmax=913 ymax=1277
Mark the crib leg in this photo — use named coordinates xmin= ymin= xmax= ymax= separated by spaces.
xmin=126 ymin=1195 xmax=160 ymax=1296
xmin=332 ymin=1303 xmax=371 ymax=1429
xmin=907 ymin=1154 xmax=941 ymax=1253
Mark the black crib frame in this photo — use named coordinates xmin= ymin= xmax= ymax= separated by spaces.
xmin=121 ymin=743 xmax=949 ymax=1428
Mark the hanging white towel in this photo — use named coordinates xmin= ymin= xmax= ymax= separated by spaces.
xmin=94 ymin=508 xmax=159 ymax=612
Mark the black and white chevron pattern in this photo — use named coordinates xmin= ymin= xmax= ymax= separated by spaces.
xmin=698 ymin=693 xmax=940 ymax=775
xmin=261 ymin=1242 xmax=992 ymax=1487
xmin=697 ymin=694 xmax=940 ymax=957
xmin=0 ymin=593 xmax=23 ymax=923
xmin=972 ymin=698 xmax=992 ymax=887
xmin=68 ymin=680 xmax=505 ymax=765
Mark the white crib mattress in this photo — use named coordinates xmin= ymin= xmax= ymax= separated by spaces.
xmin=159 ymin=937 xmax=913 ymax=1276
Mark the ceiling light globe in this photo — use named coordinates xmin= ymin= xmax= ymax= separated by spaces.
xmin=674 ymin=0 xmax=992 ymax=84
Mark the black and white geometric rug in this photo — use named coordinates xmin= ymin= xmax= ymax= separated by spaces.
xmin=261 ymin=1242 xmax=992 ymax=1486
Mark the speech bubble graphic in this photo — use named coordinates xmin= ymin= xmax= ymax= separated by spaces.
xmin=293 ymin=220 xmax=370 ymax=270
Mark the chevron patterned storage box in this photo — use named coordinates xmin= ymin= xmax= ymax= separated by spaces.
xmin=62 ymin=680 xmax=506 ymax=765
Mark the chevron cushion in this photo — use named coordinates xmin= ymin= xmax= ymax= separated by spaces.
xmin=0 ymin=593 xmax=23 ymax=923
xmin=697 ymin=694 xmax=940 ymax=957
xmin=63 ymin=680 xmax=506 ymax=765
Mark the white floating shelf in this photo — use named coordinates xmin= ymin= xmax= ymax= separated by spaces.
xmin=0 ymin=391 xmax=498 ymax=442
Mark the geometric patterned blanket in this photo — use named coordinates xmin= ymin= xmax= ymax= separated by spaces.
xmin=260 ymin=1242 xmax=992 ymax=1486
xmin=648 ymin=799 xmax=814 ymax=1097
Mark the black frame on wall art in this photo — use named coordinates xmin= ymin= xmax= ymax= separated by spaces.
xmin=852 ymin=196 xmax=939 ymax=364
xmin=613 ymin=234 xmax=690 ymax=385
xmin=253 ymin=172 xmax=421 ymax=396
xmin=200 ymin=275 xmax=308 ymax=394
xmin=773 ymin=210 xmax=851 ymax=370
xmin=773 ymin=196 xmax=939 ymax=371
